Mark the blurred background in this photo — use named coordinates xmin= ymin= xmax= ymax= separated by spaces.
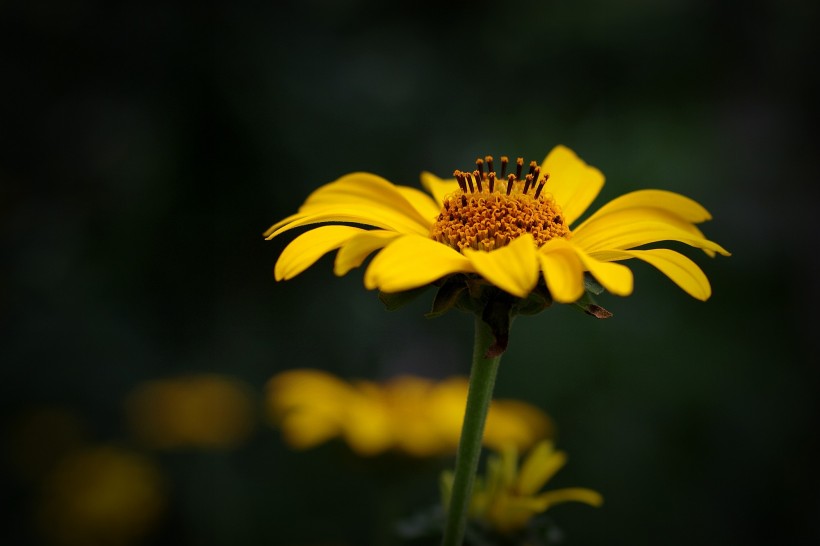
xmin=2 ymin=0 xmax=819 ymax=544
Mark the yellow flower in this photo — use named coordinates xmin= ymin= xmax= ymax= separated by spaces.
xmin=37 ymin=445 xmax=165 ymax=546
xmin=125 ymin=374 xmax=255 ymax=450
xmin=441 ymin=440 xmax=602 ymax=535
xmin=266 ymin=145 xmax=729 ymax=303
xmin=266 ymin=369 xmax=553 ymax=457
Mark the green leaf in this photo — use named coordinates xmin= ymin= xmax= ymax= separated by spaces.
xmin=378 ymin=285 xmax=431 ymax=311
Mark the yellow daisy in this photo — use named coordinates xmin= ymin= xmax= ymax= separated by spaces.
xmin=441 ymin=440 xmax=602 ymax=535
xmin=265 ymin=145 xmax=728 ymax=307
xmin=266 ymin=369 xmax=553 ymax=457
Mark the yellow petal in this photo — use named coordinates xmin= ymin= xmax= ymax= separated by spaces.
xmin=277 ymin=411 xmax=342 ymax=450
xmin=364 ymin=235 xmax=474 ymax=293
xmin=591 ymin=248 xmax=712 ymax=301
xmin=499 ymin=444 xmax=519 ymax=489
xmin=340 ymin=391 xmax=393 ymax=456
xmin=540 ymin=145 xmax=605 ymax=227
xmin=264 ymin=204 xmax=430 ymax=240
xmin=574 ymin=189 xmax=713 ymax=232
xmin=334 ymin=230 xmax=403 ymax=276
xmin=396 ymin=185 xmax=442 ymax=223
xmin=572 ymin=245 xmax=634 ymax=296
xmin=464 ymin=235 xmax=539 ymax=298
xmin=274 ymin=225 xmax=366 ymax=281
xmin=537 ymin=238 xmax=585 ymax=303
xmin=299 ymin=172 xmax=434 ymax=227
xmin=516 ymin=441 xmax=566 ymax=496
xmin=484 ymin=400 xmax=554 ymax=452
xmin=420 ymin=171 xmax=459 ymax=206
xmin=266 ymin=369 xmax=355 ymax=413
xmin=572 ymin=208 xmax=729 ymax=257
xmin=534 ymin=487 xmax=604 ymax=509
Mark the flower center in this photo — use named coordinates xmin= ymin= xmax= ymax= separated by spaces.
xmin=431 ymin=155 xmax=571 ymax=252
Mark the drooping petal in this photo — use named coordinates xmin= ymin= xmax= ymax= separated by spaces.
xmin=264 ymin=173 xmax=435 ymax=239
xmin=299 ymin=172 xmax=434 ymax=227
xmin=574 ymin=189 xmax=713 ymax=232
xmin=420 ymin=171 xmax=459 ymax=206
xmin=334 ymin=230 xmax=403 ymax=276
xmin=540 ymin=145 xmax=605 ymax=227
xmin=464 ymin=235 xmax=539 ymax=298
xmin=516 ymin=441 xmax=566 ymax=496
xmin=264 ymin=204 xmax=431 ymax=240
xmin=274 ymin=225 xmax=365 ymax=281
xmin=364 ymin=235 xmax=474 ymax=293
xmin=533 ymin=488 xmax=604 ymax=510
xmin=590 ymin=248 xmax=712 ymax=301
xmin=571 ymin=208 xmax=730 ymax=256
xmin=571 ymin=245 xmax=634 ymax=296
xmin=537 ymin=238 xmax=585 ymax=303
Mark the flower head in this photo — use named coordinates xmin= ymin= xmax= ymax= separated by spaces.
xmin=266 ymin=145 xmax=729 ymax=304
xmin=441 ymin=440 xmax=602 ymax=535
xmin=266 ymin=369 xmax=553 ymax=457
xmin=37 ymin=445 xmax=165 ymax=546
xmin=125 ymin=374 xmax=255 ymax=450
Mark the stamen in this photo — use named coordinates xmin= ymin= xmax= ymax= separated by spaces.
xmin=534 ymin=174 xmax=549 ymax=199
xmin=500 ymin=156 xmax=508 ymax=178
xmin=515 ymin=158 xmax=523 ymax=180
xmin=453 ymin=170 xmax=467 ymax=193
xmin=433 ymin=161 xmax=570 ymax=252
xmin=465 ymin=171 xmax=475 ymax=193
xmin=523 ymin=174 xmax=534 ymax=194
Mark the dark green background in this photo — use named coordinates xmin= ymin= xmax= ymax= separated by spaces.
xmin=3 ymin=1 xmax=819 ymax=545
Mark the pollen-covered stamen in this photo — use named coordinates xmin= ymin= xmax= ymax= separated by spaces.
xmin=515 ymin=158 xmax=523 ymax=180
xmin=523 ymin=174 xmax=534 ymax=194
xmin=431 ymin=160 xmax=570 ymax=252
xmin=475 ymin=158 xmax=484 ymax=178
xmin=534 ymin=173 xmax=549 ymax=199
xmin=485 ymin=155 xmax=494 ymax=175
xmin=454 ymin=170 xmax=468 ymax=193
xmin=528 ymin=160 xmax=537 ymax=179
xmin=500 ymin=156 xmax=508 ymax=178
xmin=531 ymin=166 xmax=541 ymax=189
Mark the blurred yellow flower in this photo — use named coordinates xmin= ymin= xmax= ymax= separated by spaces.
xmin=442 ymin=440 xmax=602 ymax=534
xmin=266 ymin=369 xmax=553 ymax=457
xmin=125 ymin=374 xmax=255 ymax=450
xmin=266 ymin=145 xmax=728 ymax=302
xmin=37 ymin=445 xmax=165 ymax=546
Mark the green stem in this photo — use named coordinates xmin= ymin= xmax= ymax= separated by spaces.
xmin=441 ymin=315 xmax=502 ymax=546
